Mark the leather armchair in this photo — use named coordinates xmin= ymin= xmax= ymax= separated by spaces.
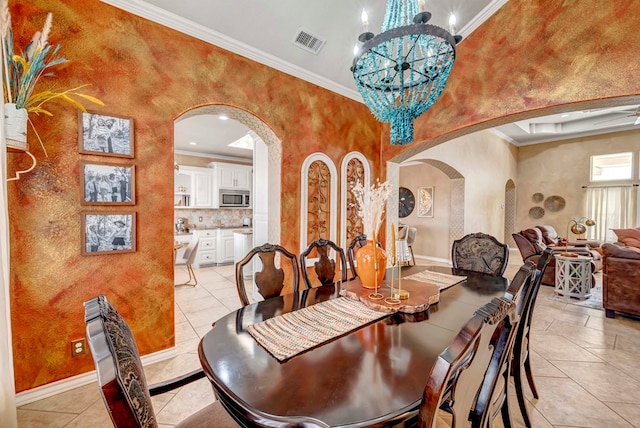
xmin=602 ymin=243 xmax=640 ymax=318
xmin=512 ymin=228 xmax=602 ymax=286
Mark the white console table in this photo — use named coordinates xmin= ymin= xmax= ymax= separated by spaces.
xmin=554 ymin=254 xmax=592 ymax=300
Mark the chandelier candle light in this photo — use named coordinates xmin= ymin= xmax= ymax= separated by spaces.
xmin=352 ymin=0 xmax=462 ymax=145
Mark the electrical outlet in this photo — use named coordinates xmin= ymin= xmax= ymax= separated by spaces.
xmin=71 ymin=338 xmax=86 ymax=357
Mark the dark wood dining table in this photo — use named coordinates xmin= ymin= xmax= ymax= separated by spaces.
xmin=198 ymin=266 xmax=509 ymax=427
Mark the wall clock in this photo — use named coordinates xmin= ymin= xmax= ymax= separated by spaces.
xmin=398 ymin=187 xmax=415 ymax=218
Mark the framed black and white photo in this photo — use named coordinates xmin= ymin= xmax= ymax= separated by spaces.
xmin=81 ymin=161 xmax=135 ymax=205
xmin=79 ymin=111 xmax=134 ymax=158
xmin=417 ymin=187 xmax=434 ymax=218
xmin=82 ymin=212 xmax=136 ymax=255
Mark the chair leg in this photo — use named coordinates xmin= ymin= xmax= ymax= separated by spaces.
xmin=513 ymin=363 xmax=533 ymax=428
xmin=523 ymin=354 xmax=538 ymax=399
xmin=409 ymin=246 xmax=415 ymax=266
xmin=175 ymin=263 xmax=198 ymax=286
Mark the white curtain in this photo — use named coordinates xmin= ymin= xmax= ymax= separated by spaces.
xmin=587 ymin=186 xmax=637 ymax=243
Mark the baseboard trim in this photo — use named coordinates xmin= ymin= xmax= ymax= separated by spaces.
xmin=415 ymin=255 xmax=452 ymax=265
xmin=15 ymin=346 xmax=177 ymax=407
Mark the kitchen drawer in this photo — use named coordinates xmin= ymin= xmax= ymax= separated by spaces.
xmin=195 ymin=230 xmax=216 ymax=238
xmin=199 ymin=238 xmax=216 ymax=249
xmin=196 ymin=250 xmax=216 ymax=267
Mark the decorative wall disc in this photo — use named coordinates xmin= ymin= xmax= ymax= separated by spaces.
xmin=529 ymin=206 xmax=545 ymax=219
xmin=544 ymin=195 xmax=566 ymax=212
xmin=532 ymin=193 xmax=544 ymax=203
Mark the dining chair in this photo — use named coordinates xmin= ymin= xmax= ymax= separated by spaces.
xmin=84 ymin=295 xmax=239 ymax=428
xmin=414 ymin=296 xmax=517 ymax=428
xmin=451 ymin=232 xmax=509 ymax=276
xmin=512 ymin=248 xmax=553 ymax=428
xmin=300 ymin=238 xmax=348 ymax=288
xmin=236 ymin=243 xmax=302 ymax=307
xmin=396 ymin=225 xmax=413 ymax=266
xmin=175 ymin=233 xmax=199 ymax=286
xmin=469 ymin=262 xmax=536 ymax=428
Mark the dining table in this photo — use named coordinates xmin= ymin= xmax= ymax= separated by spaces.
xmin=198 ymin=266 xmax=509 ymax=427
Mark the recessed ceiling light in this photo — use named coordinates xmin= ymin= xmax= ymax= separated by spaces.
xmin=560 ymin=113 xmax=570 ymax=118
xmin=189 ymin=141 xmax=197 ymax=145
xmin=218 ymin=114 xmax=229 ymax=121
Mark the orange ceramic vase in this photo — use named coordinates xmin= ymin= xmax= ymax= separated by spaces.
xmin=355 ymin=240 xmax=387 ymax=289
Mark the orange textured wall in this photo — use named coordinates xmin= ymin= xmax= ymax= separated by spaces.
xmin=6 ymin=0 xmax=380 ymax=392
xmin=383 ymin=0 xmax=640 ymax=161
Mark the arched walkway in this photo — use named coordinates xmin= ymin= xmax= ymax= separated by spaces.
xmin=176 ymin=105 xmax=282 ymax=244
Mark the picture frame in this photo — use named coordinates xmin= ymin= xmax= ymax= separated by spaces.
xmin=79 ymin=111 xmax=134 ymax=158
xmin=82 ymin=212 xmax=136 ymax=255
xmin=80 ymin=161 xmax=135 ymax=205
xmin=417 ymin=186 xmax=434 ymax=218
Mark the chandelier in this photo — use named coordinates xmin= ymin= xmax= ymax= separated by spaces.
xmin=351 ymin=0 xmax=461 ymax=145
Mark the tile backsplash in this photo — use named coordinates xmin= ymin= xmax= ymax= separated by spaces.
xmin=174 ymin=208 xmax=252 ymax=231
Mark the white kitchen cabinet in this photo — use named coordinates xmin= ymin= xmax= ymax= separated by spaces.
xmin=174 ymin=165 xmax=213 ymax=208
xmin=209 ymin=162 xmax=252 ymax=190
xmin=216 ymin=229 xmax=236 ymax=264
xmin=193 ymin=229 xmax=217 ymax=268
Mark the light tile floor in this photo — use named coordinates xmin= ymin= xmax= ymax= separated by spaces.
xmin=16 ymin=261 xmax=640 ymax=427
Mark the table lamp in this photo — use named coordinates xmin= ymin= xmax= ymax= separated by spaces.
xmin=565 ymin=217 xmax=596 ymax=251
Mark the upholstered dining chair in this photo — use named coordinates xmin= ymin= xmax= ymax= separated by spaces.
xmin=413 ymin=297 xmax=517 ymax=428
xmin=451 ymin=232 xmax=509 ymax=276
xmin=300 ymin=238 xmax=348 ymax=288
xmin=175 ymin=233 xmax=199 ymax=286
xmin=396 ymin=225 xmax=412 ymax=267
xmin=512 ymin=248 xmax=553 ymax=428
xmin=84 ymin=295 xmax=239 ymax=428
xmin=236 ymin=243 xmax=302 ymax=307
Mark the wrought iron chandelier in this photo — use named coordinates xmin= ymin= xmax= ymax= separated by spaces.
xmin=351 ymin=0 xmax=461 ymax=145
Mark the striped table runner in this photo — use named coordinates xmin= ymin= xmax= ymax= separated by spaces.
xmin=403 ymin=270 xmax=466 ymax=290
xmin=246 ymin=297 xmax=389 ymax=361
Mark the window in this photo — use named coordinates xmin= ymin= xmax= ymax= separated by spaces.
xmin=590 ymin=152 xmax=632 ymax=182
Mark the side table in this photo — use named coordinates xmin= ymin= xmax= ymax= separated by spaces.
xmin=554 ymin=254 xmax=592 ymax=300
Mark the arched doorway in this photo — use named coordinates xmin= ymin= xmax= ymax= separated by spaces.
xmin=175 ymin=105 xmax=282 ymax=245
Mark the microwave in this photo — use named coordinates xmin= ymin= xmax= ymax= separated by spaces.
xmin=219 ymin=189 xmax=250 ymax=208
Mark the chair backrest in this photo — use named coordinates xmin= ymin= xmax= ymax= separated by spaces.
xmin=451 ymin=232 xmax=509 ymax=276
xmin=469 ymin=262 xmax=535 ymax=428
xmin=180 ymin=234 xmax=199 ymax=265
xmin=84 ymin=295 xmax=157 ymax=428
xmin=300 ymin=238 xmax=348 ymax=287
xmin=236 ymin=243 xmax=301 ymax=307
xmin=347 ymin=234 xmax=368 ymax=280
xmin=417 ymin=297 xmax=516 ymax=428
xmin=406 ymin=226 xmax=417 ymax=246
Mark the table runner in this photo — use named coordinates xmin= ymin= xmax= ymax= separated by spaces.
xmin=403 ymin=270 xmax=466 ymax=290
xmin=246 ymin=297 xmax=389 ymax=361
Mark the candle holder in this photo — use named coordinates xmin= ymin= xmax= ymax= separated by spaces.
xmin=368 ymin=230 xmax=384 ymax=300
xmin=385 ymin=223 xmax=400 ymax=305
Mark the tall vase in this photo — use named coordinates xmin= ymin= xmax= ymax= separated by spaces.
xmin=355 ymin=240 xmax=387 ymax=289
xmin=4 ymin=103 xmax=28 ymax=151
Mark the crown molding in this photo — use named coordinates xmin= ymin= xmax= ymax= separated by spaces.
xmin=460 ymin=0 xmax=509 ymax=37
xmin=174 ymin=149 xmax=252 ymax=163
xmin=100 ymin=0 xmax=362 ymax=102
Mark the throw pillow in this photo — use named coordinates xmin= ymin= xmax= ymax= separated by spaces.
xmin=602 ymin=242 xmax=640 ymax=259
xmin=612 ymin=228 xmax=640 ymax=249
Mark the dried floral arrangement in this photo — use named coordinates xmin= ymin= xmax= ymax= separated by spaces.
xmin=352 ymin=179 xmax=392 ymax=239
xmin=1 ymin=2 xmax=102 ymax=153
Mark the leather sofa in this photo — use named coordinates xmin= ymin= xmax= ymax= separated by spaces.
xmin=512 ymin=227 xmax=602 ymax=286
xmin=602 ymin=243 xmax=640 ymax=318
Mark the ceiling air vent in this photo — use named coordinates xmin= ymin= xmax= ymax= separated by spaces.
xmin=292 ymin=28 xmax=326 ymax=55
